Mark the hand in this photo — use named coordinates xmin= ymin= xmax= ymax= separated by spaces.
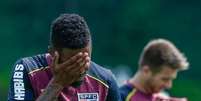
xmin=169 ymin=97 xmax=187 ymax=101
xmin=154 ymin=96 xmax=187 ymax=101
xmin=50 ymin=51 xmax=90 ymax=87
xmin=153 ymin=93 xmax=187 ymax=101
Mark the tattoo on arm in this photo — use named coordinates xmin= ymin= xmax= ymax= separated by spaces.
xmin=36 ymin=81 xmax=63 ymax=101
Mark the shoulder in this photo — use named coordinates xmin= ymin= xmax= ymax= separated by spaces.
xmin=15 ymin=53 xmax=49 ymax=73
xmin=120 ymin=83 xmax=135 ymax=101
xmin=8 ymin=54 xmax=48 ymax=101
xmin=87 ymin=62 xmax=115 ymax=84
xmin=120 ymin=83 xmax=134 ymax=92
xmin=87 ymin=62 xmax=121 ymax=101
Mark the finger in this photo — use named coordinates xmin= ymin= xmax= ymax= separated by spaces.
xmin=85 ymin=61 xmax=90 ymax=70
xmin=60 ymin=57 xmax=83 ymax=71
xmin=80 ymin=56 xmax=90 ymax=70
xmin=80 ymin=61 xmax=90 ymax=73
xmin=53 ymin=51 xmax=59 ymax=67
xmin=78 ymin=60 xmax=90 ymax=76
xmin=78 ymin=60 xmax=85 ymax=67
xmin=54 ymin=51 xmax=59 ymax=65
xmin=60 ymin=52 xmax=83 ymax=67
xmin=76 ymin=57 xmax=84 ymax=65
xmin=50 ymin=51 xmax=60 ymax=73
xmin=64 ymin=57 xmax=86 ymax=74
xmin=64 ymin=62 xmax=88 ymax=81
xmin=64 ymin=63 xmax=80 ymax=74
xmin=61 ymin=51 xmax=88 ymax=69
xmin=85 ymin=56 xmax=90 ymax=63
xmin=51 ymin=51 xmax=59 ymax=67
xmin=62 ymin=53 xmax=88 ymax=73
xmin=83 ymin=52 xmax=89 ymax=57
xmin=76 ymin=55 xmax=90 ymax=67
xmin=84 ymin=56 xmax=90 ymax=69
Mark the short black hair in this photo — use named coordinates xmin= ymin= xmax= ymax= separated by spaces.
xmin=50 ymin=14 xmax=90 ymax=49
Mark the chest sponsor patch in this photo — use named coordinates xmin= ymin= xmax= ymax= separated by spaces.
xmin=77 ymin=93 xmax=99 ymax=101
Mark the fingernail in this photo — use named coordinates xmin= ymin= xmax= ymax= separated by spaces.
xmin=85 ymin=62 xmax=90 ymax=70
xmin=78 ymin=52 xmax=82 ymax=55
xmin=55 ymin=51 xmax=58 ymax=56
xmin=86 ymin=56 xmax=90 ymax=60
xmin=84 ymin=52 xmax=88 ymax=56
xmin=86 ymin=62 xmax=90 ymax=66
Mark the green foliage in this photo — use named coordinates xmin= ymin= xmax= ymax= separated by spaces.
xmin=170 ymin=79 xmax=201 ymax=101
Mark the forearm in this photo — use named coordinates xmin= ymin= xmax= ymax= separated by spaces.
xmin=36 ymin=79 xmax=64 ymax=101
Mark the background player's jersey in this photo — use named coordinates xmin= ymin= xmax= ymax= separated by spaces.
xmin=120 ymin=83 xmax=153 ymax=101
xmin=120 ymin=83 xmax=187 ymax=101
xmin=8 ymin=53 xmax=121 ymax=101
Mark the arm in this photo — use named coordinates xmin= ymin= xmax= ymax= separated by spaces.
xmin=8 ymin=60 xmax=35 ymax=101
xmin=36 ymin=78 xmax=63 ymax=101
xmin=36 ymin=51 xmax=90 ymax=101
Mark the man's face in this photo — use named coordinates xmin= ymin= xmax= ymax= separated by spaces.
xmin=59 ymin=45 xmax=91 ymax=64
xmin=60 ymin=45 xmax=91 ymax=82
xmin=49 ymin=43 xmax=91 ymax=75
xmin=145 ymin=66 xmax=178 ymax=94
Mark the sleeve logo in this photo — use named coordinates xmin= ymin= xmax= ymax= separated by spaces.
xmin=13 ymin=64 xmax=25 ymax=100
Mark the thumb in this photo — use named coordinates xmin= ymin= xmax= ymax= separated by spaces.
xmin=52 ymin=51 xmax=59 ymax=68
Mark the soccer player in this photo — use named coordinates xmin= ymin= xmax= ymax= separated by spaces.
xmin=8 ymin=14 xmax=121 ymax=101
xmin=120 ymin=39 xmax=189 ymax=101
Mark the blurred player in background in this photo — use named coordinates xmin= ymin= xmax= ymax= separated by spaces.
xmin=120 ymin=39 xmax=189 ymax=101
xmin=8 ymin=14 xmax=121 ymax=101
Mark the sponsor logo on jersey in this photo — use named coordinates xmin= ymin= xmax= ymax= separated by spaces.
xmin=13 ymin=64 xmax=25 ymax=100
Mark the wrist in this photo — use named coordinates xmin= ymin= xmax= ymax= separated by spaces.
xmin=50 ymin=78 xmax=65 ymax=90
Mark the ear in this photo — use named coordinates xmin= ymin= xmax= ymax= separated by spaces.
xmin=142 ymin=65 xmax=152 ymax=76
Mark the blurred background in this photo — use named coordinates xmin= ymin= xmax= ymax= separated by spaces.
xmin=0 ymin=0 xmax=201 ymax=100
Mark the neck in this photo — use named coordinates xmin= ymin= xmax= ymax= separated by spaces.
xmin=129 ymin=71 xmax=152 ymax=94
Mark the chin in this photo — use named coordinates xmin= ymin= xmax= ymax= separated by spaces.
xmin=77 ymin=73 xmax=86 ymax=81
xmin=153 ymin=89 xmax=161 ymax=93
xmin=72 ymin=75 xmax=86 ymax=87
